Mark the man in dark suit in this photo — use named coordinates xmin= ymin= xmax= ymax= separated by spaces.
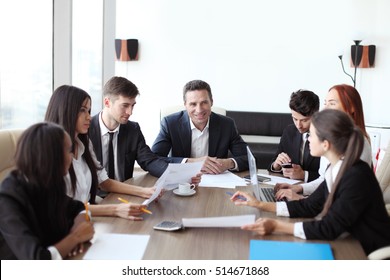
xmin=268 ymin=90 xmax=320 ymax=182
xmin=89 ymin=76 xmax=175 ymax=182
xmin=151 ymin=80 xmax=248 ymax=174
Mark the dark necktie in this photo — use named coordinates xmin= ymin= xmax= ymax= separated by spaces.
xmin=108 ymin=132 xmax=115 ymax=179
xmin=302 ymin=133 xmax=310 ymax=167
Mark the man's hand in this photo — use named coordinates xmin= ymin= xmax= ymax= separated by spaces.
xmin=282 ymin=164 xmax=304 ymax=180
xmin=272 ymin=152 xmax=291 ymax=171
xmin=201 ymin=157 xmax=234 ymax=174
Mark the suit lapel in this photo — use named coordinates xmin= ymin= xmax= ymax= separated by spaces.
xmin=292 ymin=130 xmax=303 ymax=164
xmin=90 ymin=116 xmax=103 ymax=163
xmin=116 ymin=125 xmax=126 ymax=181
xmin=180 ymin=113 xmax=192 ymax=156
xmin=208 ymin=113 xmax=220 ymax=156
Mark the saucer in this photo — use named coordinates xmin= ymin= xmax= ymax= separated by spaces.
xmin=173 ymin=189 xmax=196 ymax=197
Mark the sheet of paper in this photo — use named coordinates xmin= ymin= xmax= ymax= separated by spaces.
xmin=163 ymin=161 xmax=204 ymax=189
xmin=143 ymin=161 xmax=203 ymax=205
xmin=257 ymin=174 xmax=301 ymax=186
xmin=83 ymin=233 xmax=150 ymax=260
xmin=198 ymin=171 xmax=247 ymax=188
xmin=182 ymin=214 xmax=255 ymax=228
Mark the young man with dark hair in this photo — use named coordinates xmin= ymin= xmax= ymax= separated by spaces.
xmin=88 ymin=76 xmax=193 ymax=183
xmin=268 ymin=90 xmax=320 ymax=182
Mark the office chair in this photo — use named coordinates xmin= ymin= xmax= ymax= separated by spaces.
xmin=0 ymin=129 xmax=23 ymax=183
xmin=375 ymin=140 xmax=390 ymax=211
xmin=367 ymin=141 xmax=390 ymax=260
xmin=367 ymin=246 xmax=390 ymax=260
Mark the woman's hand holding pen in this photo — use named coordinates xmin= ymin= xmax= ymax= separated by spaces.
xmin=68 ymin=220 xmax=95 ymax=256
xmin=115 ymin=202 xmax=145 ymax=220
xmin=230 ymin=191 xmax=262 ymax=208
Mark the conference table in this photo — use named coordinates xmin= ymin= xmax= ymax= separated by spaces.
xmin=73 ymin=170 xmax=367 ymax=260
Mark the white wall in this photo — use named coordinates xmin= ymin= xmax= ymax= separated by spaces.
xmin=114 ymin=0 xmax=390 ymax=147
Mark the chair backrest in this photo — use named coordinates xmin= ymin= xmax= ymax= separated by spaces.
xmin=0 ymin=129 xmax=23 ymax=183
xmin=376 ymin=140 xmax=390 ymax=205
xmin=160 ymin=105 xmax=226 ymax=121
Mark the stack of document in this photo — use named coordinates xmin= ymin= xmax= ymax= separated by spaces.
xmin=256 ymin=174 xmax=301 ymax=186
xmin=198 ymin=171 xmax=247 ymax=188
xmin=182 ymin=214 xmax=255 ymax=228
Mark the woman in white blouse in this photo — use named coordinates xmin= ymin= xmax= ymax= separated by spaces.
xmin=45 ymin=85 xmax=152 ymax=220
xmin=231 ymin=110 xmax=390 ymax=255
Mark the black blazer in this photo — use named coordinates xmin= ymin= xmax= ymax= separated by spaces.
xmin=287 ymin=160 xmax=390 ymax=255
xmin=269 ymin=124 xmax=320 ymax=182
xmin=89 ymin=114 xmax=172 ymax=181
xmin=151 ymin=111 xmax=249 ymax=171
xmin=0 ymin=173 xmax=84 ymax=259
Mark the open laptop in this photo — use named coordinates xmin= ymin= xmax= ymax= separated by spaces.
xmin=247 ymin=146 xmax=277 ymax=202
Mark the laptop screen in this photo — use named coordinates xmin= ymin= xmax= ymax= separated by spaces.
xmin=246 ymin=146 xmax=261 ymax=200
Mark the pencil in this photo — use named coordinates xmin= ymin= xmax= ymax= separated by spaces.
xmin=84 ymin=202 xmax=90 ymax=221
xmin=118 ymin=197 xmax=153 ymax=215
xmin=140 ymin=208 xmax=153 ymax=215
xmin=117 ymin=197 xmax=129 ymax=204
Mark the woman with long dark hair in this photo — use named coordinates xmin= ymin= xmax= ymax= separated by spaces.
xmin=232 ymin=110 xmax=390 ymax=255
xmin=45 ymin=85 xmax=148 ymax=220
xmin=0 ymin=122 xmax=94 ymax=259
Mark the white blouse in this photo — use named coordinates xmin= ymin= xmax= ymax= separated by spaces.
xmin=64 ymin=137 xmax=108 ymax=202
xmin=301 ymin=137 xmax=372 ymax=196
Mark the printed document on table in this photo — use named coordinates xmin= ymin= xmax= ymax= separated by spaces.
xmin=83 ymin=233 xmax=150 ymax=260
xmin=198 ymin=171 xmax=247 ymax=188
xmin=143 ymin=161 xmax=203 ymax=205
xmin=182 ymin=214 xmax=255 ymax=228
xmin=258 ymin=174 xmax=301 ymax=186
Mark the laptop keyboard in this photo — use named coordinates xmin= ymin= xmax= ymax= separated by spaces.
xmin=261 ymin=187 xmax=276 ymax=202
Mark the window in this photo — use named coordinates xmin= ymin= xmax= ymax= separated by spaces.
xmin=0 ymin=0 xmax=53 ymax=129
xmin=72 ymin=0 xmax=104 ymax=115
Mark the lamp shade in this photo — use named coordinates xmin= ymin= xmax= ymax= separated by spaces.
xmin=350 ymin=45 xmax=375 ymax=68
xmin=115 ymin=39 xmax=139 ymax=61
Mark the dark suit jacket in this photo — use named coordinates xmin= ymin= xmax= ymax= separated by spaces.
xmin=0 ymin=172 xmax=84 ymax=259
xmin=151 ymin=111 xmax=248 ymax=171
xmin=89 ymin=114 xmax=172 ymax=181
xmin=286 ymin=160 xmax=390 ymax=255
xmin=268 ymin=124 xmax=320 ymax=182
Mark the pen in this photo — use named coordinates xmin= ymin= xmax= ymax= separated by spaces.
xmin=226 ymin=191 xmax=247 ymax=201
xmin=117 ymin=197 xmax=153 ymax=215
xmin=84 ymin=202 xmax=90 ymax=221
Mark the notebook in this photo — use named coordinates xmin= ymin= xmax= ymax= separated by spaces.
xmin=247 ymin=146 xmax=277 ymax=202
xmin=249 ymin=240 xmax=334 ymax=260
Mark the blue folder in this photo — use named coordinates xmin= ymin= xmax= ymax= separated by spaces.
xmin=249 ymin=240 xmax=334 ymax=260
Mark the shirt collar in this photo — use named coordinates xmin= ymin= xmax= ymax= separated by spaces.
xmin=74 ymin=137 xmax=85 ymax=160
xmin=189 ymin=117 xmax=210 ymax=132
xmin=98 ymin=111 xmax=120 ymax=136
xmin=324 ymin=159 xmax=343 ymax=192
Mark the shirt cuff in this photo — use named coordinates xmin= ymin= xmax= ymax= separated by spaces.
xmin=181 ymin=158 xmax=188 ymax=164
xmin=228 ymin=158 xmax=238 ymax=171
xmin=276 ymin=201 xmax=290 ymax=217
xmin=48 ymin=246 xmax=63 ymax=260
xmin=270 ymin=162 xmax=282 ymax=173
xmin=303 ymin=170 xmax=309 ymax=183
xmin=293 ymin=222 xmax=307 ymax=239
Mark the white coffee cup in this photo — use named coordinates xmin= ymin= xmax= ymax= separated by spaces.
xmin=178 ymin=183 xmax=195 ymax=194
